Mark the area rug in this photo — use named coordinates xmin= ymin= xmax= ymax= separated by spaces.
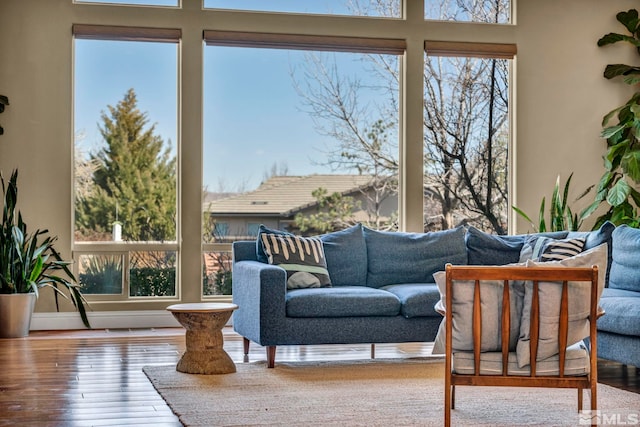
xmin=143 ymin=359 xmax=640 ymax=426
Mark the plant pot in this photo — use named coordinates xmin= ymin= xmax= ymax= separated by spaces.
xmin=0 ymin=293 xmax=36 ymax=338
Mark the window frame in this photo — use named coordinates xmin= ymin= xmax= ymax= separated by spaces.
xmin=72 ymin=24 xmax=182 ymax=302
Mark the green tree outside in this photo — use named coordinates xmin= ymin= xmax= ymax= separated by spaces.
xmin=294 ymin=187 xmax=360 ymax=234
xmin=75 ymin=88 xmax=176 ymax=242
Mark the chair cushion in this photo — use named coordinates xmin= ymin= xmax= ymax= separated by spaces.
xmin=285 ymin=286 xmax=400 ymax=318
xmin=432 ymin=267 xmax=525 ymax=354
xmin=364 ymin=226 xmax=467 ymax=288
xmin=381 ymin=283 xmax=440 ymax=318
xmin=320 ymin=223 xmax=367 ymax=286
xmin=453 ymin=342 xmax=590 ymax=376
xmin=516 ymin=244 xmax=607 ymax=368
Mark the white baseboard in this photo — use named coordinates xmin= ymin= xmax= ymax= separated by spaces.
xmin=30 ymin=310 xmax=182 ymax=330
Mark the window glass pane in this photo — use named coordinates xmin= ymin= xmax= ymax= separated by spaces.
xmin=130 ymin=251 xmax=177 ymax=297
xmin=423 ymin=54 xmax=510 ymax=233
xmin=203 ymin=251 xmax=232 ymax=296
xmin=78 ymin=254 xmax=124 ymax=295
xmin=202 ymin=43 xmax=400 ymax=296
xmin=204 ymin=0 xmax=400 ymax=18
xmin=74 ymin=39 xmax=178 ymax=243
xmin=75 ymin=0 xmax=178 ymax=6
xmin=247 ymin=223 xmax=260 ymax=237
xmin=203 ymin=45 xmax=400 ymax=253
xmin=425 ymin=0 xmax=510 ymax=24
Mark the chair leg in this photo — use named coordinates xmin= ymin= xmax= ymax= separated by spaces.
xmin=267 ymin=346 xmax=276 ymax=368
xmin=452 ymin=385 xmax=456 ymax=410
xmin=243 ymin=337 xmax=250 ymax=355
xmin=444 ymin=385 xmax=452 ymax=427
xmin=591 ymin=383 xmax=597 ymax=427
xmin=577 ymin=388 xmax=583 ymax=412
xmin=371 ymin=344 xmax=375 ymax=359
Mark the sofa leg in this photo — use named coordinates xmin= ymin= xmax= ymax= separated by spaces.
xmin=267 ymin=346 xmax=276 ymax=368
xmin=243 ymin=337 xmax=250 ymax=355
xmin=371 ymin=344 xmax=375 ymax=359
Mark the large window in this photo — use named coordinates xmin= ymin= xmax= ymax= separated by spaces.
xmin=201 ymin=32 xmax=403 ymax=296
xmin=64 ymin=0 xmax=514 ymax=308
xmin=204 ymin=0 xmax=401 ymax=17
xmin=425 ymin=0 xmax=510 ymax=23
xmin=75 ymin=0 xmax=178 ymax=6
xmin=423 ymin=42 xmax=514 ymax=233
xmin=73 ymin=25 xmax=179 ymax=300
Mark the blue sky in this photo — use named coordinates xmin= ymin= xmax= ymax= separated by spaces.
xmin=75 ymin=37 xmax=396 ymax=192
xmin=77 ymin=0 xmax=367 ymax=15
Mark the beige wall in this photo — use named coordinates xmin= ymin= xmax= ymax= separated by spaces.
xmin=0 ymin=0 xmax=637 ymax=316
xmin=514 ymin=0 xmax=638 ymax=231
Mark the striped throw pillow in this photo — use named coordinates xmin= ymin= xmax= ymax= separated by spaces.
xmin=260 ymin=233 xmax=331 ymax=290
xmin=538 ymin=237 xmax=586 ymax=262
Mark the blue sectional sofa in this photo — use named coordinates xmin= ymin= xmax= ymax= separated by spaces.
xmin=232 ymin=221 xmax=640 ymax=369
xmin=595 ymin=225 xmax=640 ymax=368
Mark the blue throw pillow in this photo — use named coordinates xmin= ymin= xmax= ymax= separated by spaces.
xmin=568 ymin=221 xmax=615 ymax=285
xmin=363 ymin=226 xmax=467 ymax=288
xmin=320 ymin=223 xmax=367 ymax=286
xmin=466 ymin=226 xmax=569 ymax=266
xmin=609 ymin=225 xmax=640 ymax=292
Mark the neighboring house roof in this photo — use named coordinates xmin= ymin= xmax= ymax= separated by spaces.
xmin=204 ymin=174 xmax=376 ymax=216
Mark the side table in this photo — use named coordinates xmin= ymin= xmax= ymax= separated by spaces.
xmin=166 ymin=302 xmax=238 ymax=374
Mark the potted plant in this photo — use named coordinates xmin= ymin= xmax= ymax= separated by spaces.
xmin=581 ymin=9 xmax=640 ymax=228
xmin=0 ymin=169 xmax=90 ymax=338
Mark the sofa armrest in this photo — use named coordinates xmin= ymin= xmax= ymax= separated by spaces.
xmin=232 ymin=260 xmax=287 ymax=345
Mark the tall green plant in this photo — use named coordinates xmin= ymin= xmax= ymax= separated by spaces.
xmin=584 ymin=9 xmax=640 ymax=228
xmin=0 ymin=170 xmax=90 ymax=328
xmin=512 ymin=173 xmax=590 ymax=232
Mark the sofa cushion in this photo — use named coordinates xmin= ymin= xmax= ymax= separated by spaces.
xmin=364 ymin=226 xmax=467 ymax=288
xmin=466 ymin=226 xmax=568 ymax=266
xmin=609 ymin=225 xmax=640 ymax=292
xmin=597 ymin=296 xmax=640 ymax=337
xmin=516 ymin=244 xmax=607 ymax=368
xmin=320 ymin=223 xmax=367 ymax=286
xmin=381 ymin=283 xmax=440 ymax=318
xmin=601 ymin=287 xmax=640 ymax=298
xmin=260 ymin=233 xmax=331 ymax=289
xmin=285 ymin=286 xmax=401 ymax=318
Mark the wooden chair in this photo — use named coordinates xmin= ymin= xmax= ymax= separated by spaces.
xmin=444 ymin=264 xmax=600 ymax=427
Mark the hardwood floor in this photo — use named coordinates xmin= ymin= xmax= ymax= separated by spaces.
xmin=0 ymin=328 xmax=637 ymax=426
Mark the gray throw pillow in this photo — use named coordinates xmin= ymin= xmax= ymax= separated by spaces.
xmin=432 ymin=266 xmax=525 ymax=354
xmin=515 ymin=243 xmax=607 ymax=368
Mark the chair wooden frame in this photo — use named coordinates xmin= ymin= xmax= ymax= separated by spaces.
xmin=443 ymin=264 xmax=600 ymax=427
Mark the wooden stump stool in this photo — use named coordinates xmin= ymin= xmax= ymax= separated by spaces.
xmin=166 ymin=303 xmax=238 ymax=375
